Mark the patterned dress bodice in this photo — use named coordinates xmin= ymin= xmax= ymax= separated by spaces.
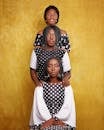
xmin=43 ymin=82 xmax=65 ymax=117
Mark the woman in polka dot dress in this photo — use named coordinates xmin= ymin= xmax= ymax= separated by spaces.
xmin=32 ymin=57 xmax=76 ymax=130
xmin=30 ymin=25 xmax=71 ymax=87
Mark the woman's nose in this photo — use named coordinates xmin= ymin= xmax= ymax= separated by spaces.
xmin=50 ymin=14 xmax=54 ymax=18
xmin=52 ymin=66 xmax=55 ymax=71
xmin=50 ymin=34 xmax=53 ymax=39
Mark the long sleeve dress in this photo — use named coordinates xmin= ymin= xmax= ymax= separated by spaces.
xmin=32 ymin=82 xmax=76 ymax=130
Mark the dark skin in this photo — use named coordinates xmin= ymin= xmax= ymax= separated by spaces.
xmin=40 ymin=118 xmax=65 ymax=129
xmin=63 ymin=71 xmax=71 ymax=86
xmin=30 ymin=68 xmax=41 ymax=86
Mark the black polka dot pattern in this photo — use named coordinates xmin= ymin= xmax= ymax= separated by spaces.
xmin=34 ymin=34 xmax=44 ymax=46
xmin=34 ymin=34 xmax=70 ymax=51
xmin=35 ymin=48 xmax=65 ymax=81
xmin=43 ymin=82 xmax=65 ymax=116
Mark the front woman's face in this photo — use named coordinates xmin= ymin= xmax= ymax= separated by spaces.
xmin=47 ymin=59 xmax=60 ymax=78
xmin=46 ymin=29 xmax=56 ymax=47
xmin=46 ymin=9 xmax=58 ymax=25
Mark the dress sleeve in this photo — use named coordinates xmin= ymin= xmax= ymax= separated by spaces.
xmin=30 ymin=50 xmax=37 ymax=69
xmin=33 ymin=87 xmax=51 ymax=125
xmin=62 ymin=51 xmax=71 ymax=72
xmin=55 ymin=85 xmax=76 ymax=128
xmin=33 ymin=34 xmax=43 ymax=46
xmin=61 ymin=34 xmax=71 ymax=52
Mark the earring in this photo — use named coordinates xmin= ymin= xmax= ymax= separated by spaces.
xmin=45 ymin=74 xmax=50 ymax=80
xmin=47 ymin=74 xmax=50 ymax=78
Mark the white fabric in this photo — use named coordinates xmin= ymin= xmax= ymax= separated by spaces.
xmin=30 ymin=50 xmax=37 ymax=69
xmin=30 ymin=50 xmax=71 ymax=72
xmin=32 ymin=85 xmax=76 ymax=127
xmin=62 ymin=51 xmax=71 ymax=72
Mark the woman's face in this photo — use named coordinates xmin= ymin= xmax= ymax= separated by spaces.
xmin=46 ymin=29 xmax=56 ymax=47
xmin=47 ymin=59 xmax=60 ymax=78
xmin=45 ymin=9 xmax=58 ymax=25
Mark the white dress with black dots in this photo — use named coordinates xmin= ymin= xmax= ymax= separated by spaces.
xmin=32 ymin=83 xmax=76 ymax=130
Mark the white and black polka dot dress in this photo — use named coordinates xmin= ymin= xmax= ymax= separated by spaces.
xmin=30 ymin=82 xmax=75 ymax=130
xmin=43 ymin=82 xmax=65 ymax=117
xmin=35 ymin=48 xmax=65 ymax=81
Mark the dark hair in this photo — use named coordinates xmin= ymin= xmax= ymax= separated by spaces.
xmin=44 ymin=5 xmax=59 ymax=23
xmin=42 ymin=25 xmax=61 ymax=47
xmin=44 ymin=57 xmax=63 ymax=81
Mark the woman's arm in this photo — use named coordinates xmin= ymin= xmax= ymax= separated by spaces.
xmin=30 ymin=50 xmax=42 ymax=86
xmin=56 ymin=86 xmax=76 ymax=128
xmin=30 ymin=68 xmax=42 ymax=86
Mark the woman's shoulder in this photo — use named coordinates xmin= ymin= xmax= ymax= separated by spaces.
xmin=65 ymin=85 xmax=73 ymax=91
xmin=34 ymin=86 xmax=43 ymax=95
xmin=37 ymin=30 xmax=43 ymax=35
xmin=56 ymin=47 xmax=66 ymax=53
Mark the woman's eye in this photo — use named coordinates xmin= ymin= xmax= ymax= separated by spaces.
xmin=48 ymin=65 xmax=52 ymax=68
xmin=54 ymin=64 xmax=59 ymax=67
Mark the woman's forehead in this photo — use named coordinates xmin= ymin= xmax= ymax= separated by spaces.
xmin=46 ymin=8 xmax=57 ymax=14
xmin=48 ymin=59 xmax=59 ymax=64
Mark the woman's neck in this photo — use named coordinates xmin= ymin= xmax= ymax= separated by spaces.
xmin=45 ymin=46 xmax=55 ymax=50
xmin=49 ymin=77 xmax=60 ymax=83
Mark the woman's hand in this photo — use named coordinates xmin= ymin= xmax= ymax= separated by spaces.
xmin=53 ymin=119 xmax=65 ymax=126
xmin=62 ymin=71 xmax=71 ymax=87
xmin=62 ymin=74 xmax=70 ymax=87
xmin=40 ymin=118 xmax=54 ymax=129
xmin=41 ymin=118 xmax=65 ymax=129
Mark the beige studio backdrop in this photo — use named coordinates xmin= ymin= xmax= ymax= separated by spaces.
xmin=0 ymin=0 xmax=104 ymax=130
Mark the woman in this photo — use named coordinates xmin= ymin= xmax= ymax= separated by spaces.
xmin=32 ymin=57 xmax=76 ymax=130
xmin=30 ymin=25 xmax=71 ymax=86
xmin=34 ymin=5 xmax=70 ymax=52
